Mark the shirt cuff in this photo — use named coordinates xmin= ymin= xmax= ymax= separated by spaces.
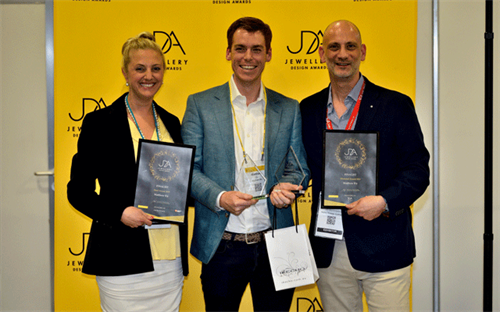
xmin=215 ymin=191 xmax=226 ymax=211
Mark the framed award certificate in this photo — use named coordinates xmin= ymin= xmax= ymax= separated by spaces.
xmin=134 ymin=139 xmax=195 ymax=224
xmin=322 ymin=130 xmax=379 ymax=208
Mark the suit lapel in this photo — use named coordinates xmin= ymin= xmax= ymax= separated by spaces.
xmin=155 ymin=104 xmax=181 ymax=143
xmin=213 ymin=83 xmax=236 ymax=172
xmin=266 ymin=90 xmax=282 ymax=159
xmin=312 ymin=87 xmax=329 ymax=136
xmin=355 ymin=78 xmax=379 ymax=130
xmin=108 ymin=96 xmax=137 ymax=168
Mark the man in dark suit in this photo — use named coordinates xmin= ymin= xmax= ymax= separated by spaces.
xmin=300 ymin=20 xmax=429 ymax=311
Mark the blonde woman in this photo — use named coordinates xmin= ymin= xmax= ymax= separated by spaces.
xmin=67 ymin=32 xmax=188 ymax=312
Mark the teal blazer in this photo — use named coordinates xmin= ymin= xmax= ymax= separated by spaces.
xmin=181 ymin=82 xmax=310 ymax=264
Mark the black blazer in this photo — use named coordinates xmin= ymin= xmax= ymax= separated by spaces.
xmin=300 ymin=77 xmax=430 ymax=273
xmin=67 ymin=93 xmax=189 ymax=277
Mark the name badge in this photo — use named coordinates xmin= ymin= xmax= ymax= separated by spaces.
xmin=315 ymin=192 xmax=344 ymax=240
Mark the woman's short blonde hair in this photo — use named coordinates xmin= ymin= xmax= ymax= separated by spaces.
xmin=121 ymin=32 xmax=165 ymax=72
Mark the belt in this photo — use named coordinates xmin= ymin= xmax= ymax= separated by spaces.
xmin=221 ymin=229 xmax=270 ymax=244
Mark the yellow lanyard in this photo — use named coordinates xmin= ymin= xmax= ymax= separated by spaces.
xmin=229 ymin=83 xmax=267 ymax=162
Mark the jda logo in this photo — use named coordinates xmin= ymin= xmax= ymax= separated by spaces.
xmin=154 ymin=31 xmax=186 ymax=55
xmin=296 ymin=297 xmax=324 ymax=312
xmin=345 ymin=148 xmax=358 ymax=156
xmin=159 ymin=160 xmax=172 ymax=169
xmin=69 ymin=232 xmax=90 ymax=256
xmin=69 ymin=98 xmax=107 ymax=122
xmin=287 ymin=31 xmax=324 ymax=54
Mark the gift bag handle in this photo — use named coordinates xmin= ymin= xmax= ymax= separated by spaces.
xmin=272 ymin=189 xmax=300 ymax=238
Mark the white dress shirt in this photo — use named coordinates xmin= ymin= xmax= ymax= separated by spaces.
xmin=217 ymin=75 xmax=272 ymax=234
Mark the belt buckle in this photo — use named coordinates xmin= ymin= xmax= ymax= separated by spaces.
xmin=245 ymin=232 xmax=258 ymax=244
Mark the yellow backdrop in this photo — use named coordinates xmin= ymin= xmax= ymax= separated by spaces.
xmin=54 ymin=0 xmax=417 ymax=311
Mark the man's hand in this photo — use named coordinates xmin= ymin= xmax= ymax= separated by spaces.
xmin=345 ymin=195 xmax=387 ymax=221
xmin=121 ymin=206 xmax=154 ymax=228
xmin=270 ymin=183 xmax=303 ymax=208
xmin=220 ymin=191 xmax=258 ymax=216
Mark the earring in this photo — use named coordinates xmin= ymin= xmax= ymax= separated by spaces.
xmin=126 ymin=82 xmax=129 ymax=86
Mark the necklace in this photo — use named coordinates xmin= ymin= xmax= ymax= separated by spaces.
xmin=125 ymin=94 xmax=161 ymax=141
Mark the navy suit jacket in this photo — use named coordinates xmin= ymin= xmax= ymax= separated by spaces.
xmin=300 ymin=77 xmax=430 ymax=272
xmin=67 ymin=93 xmax=189 ymax=276
xmin=181 ymin=82 xmax=310 ymax=264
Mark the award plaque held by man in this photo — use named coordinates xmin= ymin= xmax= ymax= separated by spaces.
xmin=322 ymin=130 xmax=379 ymax=208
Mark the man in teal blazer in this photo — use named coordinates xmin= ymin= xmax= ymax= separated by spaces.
xmin=181 ymin=17 xmax=309 ymax=312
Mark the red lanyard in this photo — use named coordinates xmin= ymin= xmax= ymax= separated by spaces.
xmin=326 ymin=80 xmax=366 ymax=131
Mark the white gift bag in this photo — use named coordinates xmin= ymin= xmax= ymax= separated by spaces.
xmin=265 ymin=223 xmax=319 ymax=291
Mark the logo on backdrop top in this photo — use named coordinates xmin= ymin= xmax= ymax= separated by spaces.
xmin=154 ymin=31 xmax=188 ymax=70
xmin=284 ymin=30 xmax=325 ymax=71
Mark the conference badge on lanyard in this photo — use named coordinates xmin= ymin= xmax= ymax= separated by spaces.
xmin=315 ymin=192 xmax=344 ymax=240
xmin=235 ymin=154 xmax=267 ymax=200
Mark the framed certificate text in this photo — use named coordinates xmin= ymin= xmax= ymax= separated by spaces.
xmin=322 ymin=130 xmax=378 ymax=208
xmin=134 ymin=139 xmax=195 ymax=224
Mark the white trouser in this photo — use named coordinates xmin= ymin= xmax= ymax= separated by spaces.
xmin=317 ymin=240 xmax=411 ymax=312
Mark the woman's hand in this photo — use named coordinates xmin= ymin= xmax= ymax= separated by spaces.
xmin=120 ymin=206 xmax=154 ymax=228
